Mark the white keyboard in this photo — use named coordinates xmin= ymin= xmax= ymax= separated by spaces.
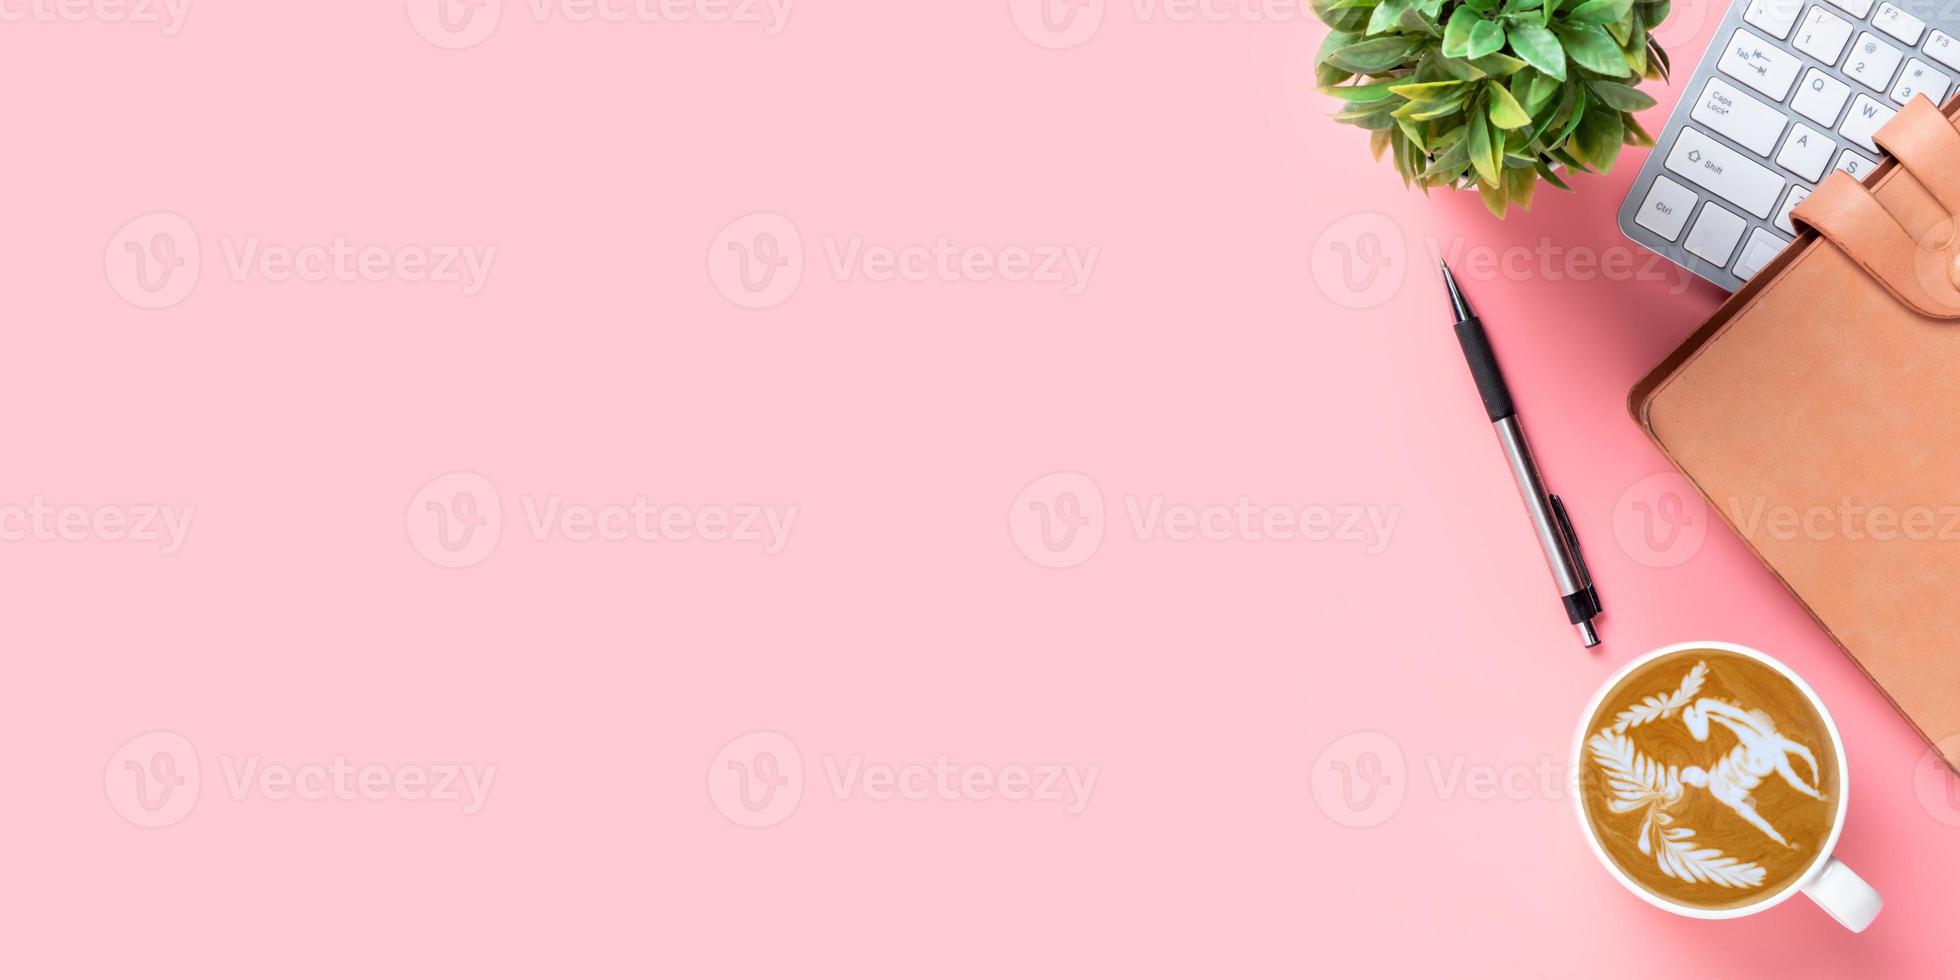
xmin=1618 ymin=0 xmax=1955 ymax=290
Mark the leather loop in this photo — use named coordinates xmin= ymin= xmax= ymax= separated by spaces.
xmin=1791 ymin=172 xmax=1960 ymax=319
xmin=1874 ymin=98 xmax=1960 ymax=218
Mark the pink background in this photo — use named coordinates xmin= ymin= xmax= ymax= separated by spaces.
xmin=8 ymin=0 xmax=1960 ymax=976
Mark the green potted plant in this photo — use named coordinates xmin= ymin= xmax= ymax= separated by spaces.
xmin=1313 ymin=0 xmax=1671 ymax=216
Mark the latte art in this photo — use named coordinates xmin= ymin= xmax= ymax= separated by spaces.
xmin=1579 ymin=651 xmax=1839 ymax=910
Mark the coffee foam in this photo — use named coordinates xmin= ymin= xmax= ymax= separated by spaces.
xmin=1579 ymin=650 xmax=1839 ymax=910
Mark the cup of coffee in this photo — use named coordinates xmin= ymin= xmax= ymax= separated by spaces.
xmin=1570 ymin=641 xmax=1881 ymax=931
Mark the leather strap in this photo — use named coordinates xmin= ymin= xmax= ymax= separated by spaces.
xmin=1874 ymin=97 xmax=1960 ymax=219
xmin=1791 ymin=172 xmax=1960 ymax=319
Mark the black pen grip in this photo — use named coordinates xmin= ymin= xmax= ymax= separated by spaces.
xmin=1452 ymin=316 xmax=1515 ymax=422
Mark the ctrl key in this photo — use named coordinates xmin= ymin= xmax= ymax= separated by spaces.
xmin=1636 ymin=176 xmax=1698 ymax=241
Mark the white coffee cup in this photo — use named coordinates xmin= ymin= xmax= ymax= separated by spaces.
xmin=1570 ymin=640 xmax=1882 ymax=931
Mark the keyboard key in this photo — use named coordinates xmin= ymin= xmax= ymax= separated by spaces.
xmin=1874 ymin=2 xmax=1925 ymax=45
xmin=1745 ymin=0 xmax=1804 ymax=38
xmin=1776 ymin=123 xmax=1836 ymax=181
xmin=1636 ymin=176 xmax=1699 ymax=241
xmin=1928 ymin=31 xmax=1960 ymax=73
xmin=1775 ymin=184 xmax=1811 ymax=235
xmin=1666 ymin=127 xmax=1786 ymax=219
xmin=1735 ymin=228 xmax=1792 ymax=280
xmin=1836 ymin=147 xmax=1879 ymax=179
xmin=1846 ymin=33 xmax=1905 ymax=91
xmin=1686 ymin=203 xmax=1749 ymax=265
xmin=1795 ymin=7 xmax=1855 ymax=64
xmin=1840 ymin=94 xmax=1896 ymax=151
xmin=1891 ymin=58 xmax=1950 ymax=106
xmin=1820 ymin=0 xmax=1872 ymax=17
xmin=1691 ymin=77 xmax=1789 ymax=155
xmin=1793 ymin=68 xmax=1853 ymax=126
xmin=1719 ymin=28 xmax=1803 ymax=101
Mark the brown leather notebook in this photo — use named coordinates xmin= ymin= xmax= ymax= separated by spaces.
xmin=1631 ymin=97 xmax=1960 ymax=773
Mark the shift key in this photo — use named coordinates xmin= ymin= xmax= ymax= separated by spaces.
xmin=1664 ymin=127 xmax=1785 ymax=218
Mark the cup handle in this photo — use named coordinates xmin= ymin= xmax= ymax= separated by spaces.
xmin=1800 ymin=856 xmax=1882 ymax=932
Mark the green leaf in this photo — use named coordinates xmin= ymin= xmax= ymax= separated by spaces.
xmin=1525 ymin=69 xmax=1561 ymax=110
xmin=1507 ymin=23 xmax=1566 ymax=80
xmin=1469 ymin=52 xmax=1527 ymax=76
xmin=1467 ymin=109 xmax=1498 ymax=185
xmin=1326 ymin=35 xmax=1424 ymax=72
xmin=1479 ymin=177 xmax=1509 ymax=216
xmin=1588 ymin=80 xmax=1656 ymax=111
xmin=1389 ymin=80 xmax=1467 ymax=101
xmin=1437 ymin=55 xmax=1488 ymax=80
xmin=1485 ymin=81 xmax=1532 ymax=128
xmin=1552 ymin=84 xmax=1589 ymax=145
xmin=1564 ymin=0 xmax=1632 ymax=24
xmin=1466 ymin=0 xmax=1499 ymax=11
xmin=1535 ymin=159 xmax=1572 ymax=190
xmin=1308 ymin=0 xmax=1373 ymax=31
xmin=1442 ymin=7 xmax=1473 ymax=55
xmin=1422 ymin=137 xmax=1473 ymax=180
xmin=1323 ymin=79 xmax=1401 ymax=101
xmin=1442 ymin=7 xmax=1477 ymax=56
xmin=1504 ymin=165 xmax=1538 ymax=210
xmin=1556 ymin=23 xmax=1631 ymax=75
xmin=1466 ymin=19 xmax=1505 ymax=58
xmin=1367 ymin=0 xmax=1411 ymax=35
xmin=1573 ymin=102 xmax=1624 ymax=169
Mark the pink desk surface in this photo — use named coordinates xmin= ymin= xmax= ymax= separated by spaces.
xmin=6 ymin=1 xmax=1959 ymax=976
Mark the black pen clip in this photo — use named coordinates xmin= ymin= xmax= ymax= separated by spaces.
xmin=1550 ymin=494 xmax=1602 ymax=618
